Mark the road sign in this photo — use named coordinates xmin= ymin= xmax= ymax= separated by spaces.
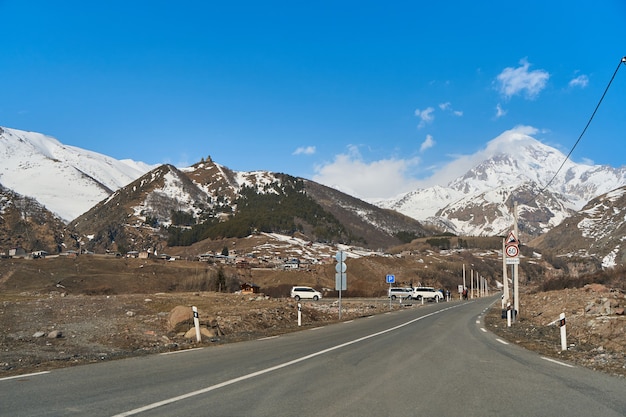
xmin=335 ymin=273 xmax=347 ymax=290
xmin=386 ymin=274 xmax=395 ymax=284
xmin=506 ymin=231 xmax=519 ymax=245
xmin=505 ymin=244 xmax=519 ymax=258
xmin=336 ymin=262 xmax=347 ymax=273
xmin=335 ymin=251 xmax=347 ymax=262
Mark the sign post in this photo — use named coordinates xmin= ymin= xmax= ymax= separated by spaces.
xmin=386 ymin=274 xmax=395 ymax=309
xmin=335 ymin=251 xmax=347 ymax=320
xmin=506 ymin=229 xmax=520 ymax=320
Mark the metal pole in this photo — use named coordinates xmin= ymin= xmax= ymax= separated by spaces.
xmin=513 ymin=202 xmax=520 ymax=317
xmin=502 ymin=238 xmax=509 ymax=307
xmin=462 ymin=264 xmax=466 ymax=300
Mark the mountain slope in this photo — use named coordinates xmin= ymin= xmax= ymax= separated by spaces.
xmin=70 ymin=160 xmax=432 ymax=253
xmin=530 ymin=186 xmax=626 ymax=268
xmin=0 ymin=127 xmax=155 ymax=221
xmin=379 ymin=129 xmax=626 ymax=239
xmin=0 ymin=183 xmax=78 ymax=253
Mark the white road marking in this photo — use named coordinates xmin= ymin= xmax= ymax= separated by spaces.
xmin=480 ymin=328 xmax=487 ymax=333
xmin=160 ymin=348 xmax=204 ymax=355
xmin=112 ymin=304 xmax=467 ymax=416
xmin=496 ymin=338 xmax=509 ymax=345
xmin=343 ymin=320 xmax=354 ymax=324
xmin=257 ymin=336 xmax=279 ymax=341
xmin=541 ymin=357 xmax=575 ymax=368
xmin=0 ymin=371 xmax=50 ymax=381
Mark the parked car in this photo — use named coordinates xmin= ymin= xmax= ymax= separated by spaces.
xmin=388 ymin=287 xmax=413 ymax=300
xmin=412 ymin=287 xmax=444 ymax=302
xmin=290 ymin=286 xmax=322 ymax=301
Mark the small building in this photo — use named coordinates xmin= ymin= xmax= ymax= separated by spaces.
xmin=283 ymin=258 xmax=300 ymax=269
xmin=240 ymin=283 xmax=261 ymax=294
xmin=9 ymin=247 xmax=27 ymax=258
xmin=31 ymin=250 xmax=48 ymax=259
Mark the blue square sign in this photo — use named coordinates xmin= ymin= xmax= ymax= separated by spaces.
xmin=386 ymin=274 xmax=395 ymax=284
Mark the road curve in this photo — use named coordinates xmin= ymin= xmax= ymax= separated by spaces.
xmin=2 ymin=296 xmax=625 ymax=416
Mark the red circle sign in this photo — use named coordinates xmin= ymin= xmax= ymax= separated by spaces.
xmin=506 ymin=245 xmax=519 ymax=257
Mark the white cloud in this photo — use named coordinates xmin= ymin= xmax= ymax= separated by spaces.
xmin=569 ymin=74 xmax=589 ymax=88
xmin=312 ymin=126 xmax=543 ymax=200
xmin=495 ymin=103 xmax=507 ymax=118
xmin=414 ymin=107 xmax=435 ymax=128
xmin=420 ymin=135 xmax=435 ymax=153
xmin=293 ymin=146 xmax=316 ymax=155
xmin=312 ymin=146 xmax=422 ymax=200
xmin=439 ymin=102 xmax=463 ymax=116
xmin=496 ymin=58 xmax=549 ymax=99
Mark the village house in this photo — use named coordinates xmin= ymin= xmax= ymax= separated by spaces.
xmin=240 ymin=282 xmax=260 ymax=294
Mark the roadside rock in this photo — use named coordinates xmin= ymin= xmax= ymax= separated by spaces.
xmin=47 ymin=330 xmax=62 ymax=339
xmin=167 ymin=305 xmax=194 ymax=331
xmin=184 ymin=327 xmax=217 ymax=339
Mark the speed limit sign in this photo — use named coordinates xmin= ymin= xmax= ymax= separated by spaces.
xmin=506 ymin=244 xmax=519 ymax=258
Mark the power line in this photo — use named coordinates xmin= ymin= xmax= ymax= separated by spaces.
xmin=520 ymin=56 xmax=626 ymax=207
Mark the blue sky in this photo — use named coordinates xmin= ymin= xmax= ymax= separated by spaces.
xmin=1 ymin=1 xmax=625 ymax=200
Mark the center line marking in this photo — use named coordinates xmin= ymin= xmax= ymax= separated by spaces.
xmin=113 ymin=304 xmax=467 ymax=416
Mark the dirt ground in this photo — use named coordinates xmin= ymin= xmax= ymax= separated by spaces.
xmin=0 ymin=291 xmax=392 ymax=377
xmin=485 ymin=284 xmax=626 ymax=377
xmin=2 ymin=285 xmax=625 ymax=378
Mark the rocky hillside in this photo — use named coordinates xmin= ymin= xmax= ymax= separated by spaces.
xmin=69 ymin=159 xmax=433 ymax=255
xmin=0 ymin=184 xmax=79 ymax=255
xmin=530 ymin=186 xmax=626 ymax=268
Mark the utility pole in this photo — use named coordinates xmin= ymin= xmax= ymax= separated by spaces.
xmin=513 ymin=201 xmax=520 ymax=318
xmin=502 ymin=238 xmax=509 ymax=308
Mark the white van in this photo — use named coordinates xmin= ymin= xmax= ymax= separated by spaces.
xmin=290 ymin=286 xmax=322 ymax=301
xmin=412 ymin=287 xmax=444 ymax=302
xmin=388 ymin=287 xmax=413 ymax=300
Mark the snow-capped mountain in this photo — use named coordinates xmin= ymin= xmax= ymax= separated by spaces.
xmin=0 ymin=127 xmax=155 ymax=221
xmin=378 ymin=129 xmax=626 ymax=238
xmin=70 ymin=160 xmax=430 ymax=253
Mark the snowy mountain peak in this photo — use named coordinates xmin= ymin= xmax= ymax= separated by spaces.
xmin=0 ymin=127 xmax=156 ymax=221
xmin=380 ymin=129 xmax=626 ymax=238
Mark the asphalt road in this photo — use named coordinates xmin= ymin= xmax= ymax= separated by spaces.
xmin=2 ymin=296 xmax=626 ymax=416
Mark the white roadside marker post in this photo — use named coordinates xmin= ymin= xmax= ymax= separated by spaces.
xmin=297 ymin=303 xmax=302 ymax=327
xmin=507 ymin=302 xmax=512 ymax=328
xmin=192 ymin=306 xmax=201 ymax=342
xmin=559 ymin=313 xmax=567 ymax=351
